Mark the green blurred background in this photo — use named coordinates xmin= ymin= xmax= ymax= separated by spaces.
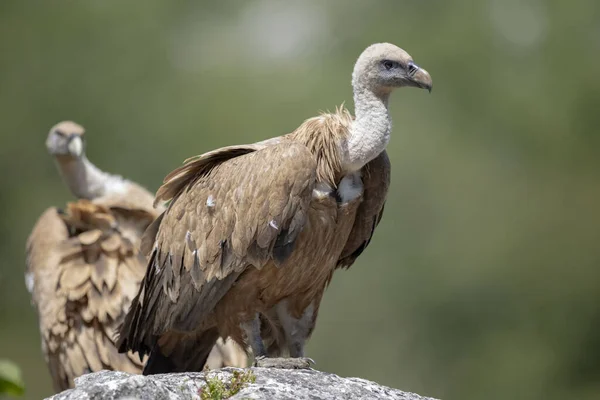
xmin=1 ymin=1 xmax=599 ymax=399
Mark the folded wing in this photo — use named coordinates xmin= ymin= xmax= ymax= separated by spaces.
xmin=119 ymin=142 xmax=317 ymax=360
xmin=337 ymin=150 xmax=391 ymax=268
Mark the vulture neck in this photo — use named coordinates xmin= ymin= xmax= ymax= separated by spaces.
xmin=345 ymin=84 xmax=391 ymax=172
xmin=54 ymin=155 xmax=125 ymax=200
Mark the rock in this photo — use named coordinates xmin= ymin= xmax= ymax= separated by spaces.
xmin=46 ymin=368 xmax=438 ymax=400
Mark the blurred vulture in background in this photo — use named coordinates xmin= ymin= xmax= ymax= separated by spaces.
xmin=118 ymin=43 xmax=432 ymax=373
xmin=26 ymin=121 xmax=247 ymax=392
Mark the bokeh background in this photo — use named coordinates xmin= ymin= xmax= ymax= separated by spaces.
xmin=1 ymin=0 xmax=599 ymax=399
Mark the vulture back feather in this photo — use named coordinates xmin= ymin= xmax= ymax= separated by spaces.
xmin=26 ymin=200 xmax=152 ymax=391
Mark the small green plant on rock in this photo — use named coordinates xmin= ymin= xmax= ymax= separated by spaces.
xmin=199 ymin=369 xmax=256 ymax=400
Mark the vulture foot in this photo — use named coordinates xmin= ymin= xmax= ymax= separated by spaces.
xmin=253 ymin=356 xmax=315 ymax=369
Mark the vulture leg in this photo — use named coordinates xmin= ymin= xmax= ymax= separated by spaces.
xmin=254 ymin=300 xmax=315 ymax=369
xmin=242 ymin=313 xmax=267 ymax=361
xmin=275 ymin=300 xmax=313 ymax=358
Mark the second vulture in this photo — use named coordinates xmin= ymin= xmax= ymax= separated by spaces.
xmin=118 ymin=42 xmax=433 ymax=373
xmin=26 ymin=122 xmax=247 ymax=391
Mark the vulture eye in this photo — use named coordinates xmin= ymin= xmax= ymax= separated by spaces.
xmin=407 ymin=62 xmax=419 ymax=77
xmin=54 ymin=130 xmax=66 ymax=137
xmin=382 ymin=60 xmax=395 ymax=70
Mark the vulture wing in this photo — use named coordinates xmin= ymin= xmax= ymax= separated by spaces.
xmin=119 ymin=142 xmax=317 ymax=361
xmin=97 ymin=182 xmax=159 ymax=217
xmin=26 ymin=200 xmax=152 ymax=391
xmin=337 ymin=150 xmax=391 ymax=268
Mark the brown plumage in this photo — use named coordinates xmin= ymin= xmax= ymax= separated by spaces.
xmin=118 ymin=43 xmax=432 ymax=373
xmin=26 ymin=122 xmax=247 ymax=392
xmin=26 ymin=201 xmax=153 ymax=391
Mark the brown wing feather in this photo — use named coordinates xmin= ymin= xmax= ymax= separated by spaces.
xmin=96 ymin=180 xmax=159 ymax=217
xmin=119 ymin=142 xmax=317 ymax=360
xmin=337 ymin=150 xmax=391 ymax=268
xmin=26 ymin=201 xmax=153 ymax=391
xmin=154 ymin=145 xmax=259 ymax=207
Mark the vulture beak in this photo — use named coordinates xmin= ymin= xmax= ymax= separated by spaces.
xmin=67 ymin=135 xmax=83 ymax=157
xmin=407 ymin=63 xmax=433 ymax=93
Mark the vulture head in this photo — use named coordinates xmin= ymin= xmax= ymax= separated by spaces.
xmin=46 ymin=121 xmax=86 ymax=158
xmin=352 ymin=43 xmax=432 ymax=94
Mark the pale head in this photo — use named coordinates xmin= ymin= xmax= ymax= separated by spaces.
xmin=352 ymin=43 xmax=432 ymax=95
xmin=46 ymin=121 xmax=86 ymax=158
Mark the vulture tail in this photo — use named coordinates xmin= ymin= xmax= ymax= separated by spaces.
xmin=143 ymin=346 xmax=176 ymax=374
xmin=143 ymin=328 xmax=220 ymax=375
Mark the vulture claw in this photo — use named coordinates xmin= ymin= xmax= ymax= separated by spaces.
xmin=254 ymin=356 xmax=315 ymax=369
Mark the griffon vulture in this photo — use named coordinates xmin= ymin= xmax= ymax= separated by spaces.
xmin=118 ymin=43 xmax=432 ymax=373
xmin=26 ymin=122 xmax=246 ymax=391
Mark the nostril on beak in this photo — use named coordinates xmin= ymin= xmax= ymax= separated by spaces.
xmin=407 ymin=62 xmax=419 ymax=77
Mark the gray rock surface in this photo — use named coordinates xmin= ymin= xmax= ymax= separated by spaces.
xmin=46 ymin=368 xmax=438 ymax=400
